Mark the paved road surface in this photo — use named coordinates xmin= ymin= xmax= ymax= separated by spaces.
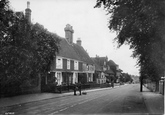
xmin=0 ymin=84 xmax=149 ymax=115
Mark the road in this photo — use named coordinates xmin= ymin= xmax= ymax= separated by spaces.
xmin=1 ymin=84 xmax=148 ymax=115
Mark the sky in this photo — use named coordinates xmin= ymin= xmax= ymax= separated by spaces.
xmin=9 ymin=0 xmax=139 ymax=76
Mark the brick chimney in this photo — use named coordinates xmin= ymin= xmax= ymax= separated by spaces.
xmin=25 ymin=1 xmax=31 ymax=23
xmin=76 ymin=38 xmax=82 ymax=46
xmin=64 ymin=24 xmax=74 ymax=44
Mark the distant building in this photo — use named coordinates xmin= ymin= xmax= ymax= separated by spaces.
xmin=91 ymin=56 xmax=114 ymax=84
xmin=107 ymin=60 xmax=122 ymax=82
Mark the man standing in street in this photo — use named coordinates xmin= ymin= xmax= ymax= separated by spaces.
xmin=73 ymin=83 xmax=77 ymax=95
xmin=78 ymin=82 xmax=82 ymax=95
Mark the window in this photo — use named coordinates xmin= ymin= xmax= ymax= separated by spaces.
xmin=89 ymin=65 xmax=95 ymax=71
xmin=56 ymin=72 xmax=62 ymax=85
xmin=56 ymin=58 xmax=63 ymax=69
xmin=88 ymin=73 xmax=92 ymax=82
xmin=67 ymin=59 xmax=70 ymax=69
xmin=74 ymin=61 xmax=78 ymax=70
xmin=83 ymin=63 xmax=88 ymax=71
xmin=87 ymin=64 xmax=89 ymax=70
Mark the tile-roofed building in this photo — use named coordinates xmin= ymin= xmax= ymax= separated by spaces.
xmin=107 ymin=60 xmax=122 ymax=83
xmin=108 ymin=60 xmax=118 ymax=66
xmin=92 ymin=58 xmax=102 ymax=72
xmin=91 ymin=56 xmax=109 ymax=84
xmin=50 ymin=24 xmax=95 ymax=86
xmin=105 ymin=69 xmax=114 ymax=74
xmin=94 ymin=56 xmax=108 ymax=67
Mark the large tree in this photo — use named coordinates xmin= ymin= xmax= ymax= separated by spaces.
xmin=95 ymin=0 xmax=165 ymax=88
xmin=0 ymin=0 xmax=60 ymax=96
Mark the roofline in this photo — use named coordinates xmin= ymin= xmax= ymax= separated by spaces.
xmin=56 ymin=56 xmax=95 ymax=65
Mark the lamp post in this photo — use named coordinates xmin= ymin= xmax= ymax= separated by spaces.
xmin=161 ymin=71 xmax=165 ymax=95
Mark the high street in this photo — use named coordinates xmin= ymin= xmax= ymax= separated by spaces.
xmin=0 ymin=84 xmax=164 ymax=115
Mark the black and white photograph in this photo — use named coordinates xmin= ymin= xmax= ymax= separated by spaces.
xmin=0 ymin=0 xmax=164 ymax=114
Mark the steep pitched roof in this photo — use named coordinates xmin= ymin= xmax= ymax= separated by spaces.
xmin=91 ymin=58 xmax=102 ymax=71
xmin=108 ymin=60 xmax=118 ymax=66
xmin=105 ymin=69 xmax=114 ymax=74
xmin=73 ymin=44 xmax=94 ymax=64
xmin=92 ymin=56 xmax=108 ymax=66
xmin=57 ymin=37 xmax=94 ymax=65
xmin=57 ymin=38 xmax=80 ymax=60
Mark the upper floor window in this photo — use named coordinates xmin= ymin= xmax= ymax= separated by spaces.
xmin=74 ymin=61 xmax=78 ymax=70
xmin=89 ymin=65 xmax=95 ymax=71
xmin=56 ymin=58 xmax=63 ymax=69
xmin=83 ymin=63 xmax=87 ymax=71
xmin=87 ymin=64 xmax=89 ymax=70
xmin=67 ymin=59 xmax=70 ymax=69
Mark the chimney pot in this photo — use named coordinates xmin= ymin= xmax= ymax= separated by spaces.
xmin=27 ymin=1 xmax=30 ymax=8
xmin=25 ymin=1 xmax=31 ymax=23
xmin=76 ymin=38 xmax=82 ymax=46
xmin=64 ymin=24 xmax=74 ymax=44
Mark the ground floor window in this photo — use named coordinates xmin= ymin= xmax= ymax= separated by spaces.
xmin=73 ymin=72 xmax=78 ymax=84
xmin=55 ymin=72 xmax=62 ymax=85
xmin=88 ymin=73 xmax=93 ymax=82
xmin=62 ymin=72 xmax=73 ymax=85
xmin=78 ymin=73 xmax=87 ymax=84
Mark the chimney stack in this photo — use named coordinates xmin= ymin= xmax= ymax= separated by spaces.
xmin=64 ymin=24 xmax=74 ymax=44
xmin=25 ymin=1 xmax=31 ymax=23
xmin=76 ymin=38 xmax=82 ymax=46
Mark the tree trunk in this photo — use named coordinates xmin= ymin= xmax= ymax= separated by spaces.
xmin=155 ymin=81 xmax=159 ymax=92
xmin=140 ymin=76 xmax=143 ymax=92
xmin=38 ymin=73 xmax=41 ymax=93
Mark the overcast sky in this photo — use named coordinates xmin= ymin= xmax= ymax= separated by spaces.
xmin=9 ymin=0 xmax=139 ymax=76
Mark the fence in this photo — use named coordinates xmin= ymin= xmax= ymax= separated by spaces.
xmin=144 ymin=79 xmax=164 ymax=95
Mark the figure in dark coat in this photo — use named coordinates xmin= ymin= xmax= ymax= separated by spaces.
xmin=73 ymin=83 xmax=77 ymax=95
xmin=78 ymin=82 xmax=82 ymax=95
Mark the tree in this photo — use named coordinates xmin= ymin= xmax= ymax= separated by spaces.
xmin=95 ymin=0 xmax=165 ymax=91
xmin=121 ymin=73 xmax=132 ymax=83
xmin=0 ymin=0 xmax=60 ymax=96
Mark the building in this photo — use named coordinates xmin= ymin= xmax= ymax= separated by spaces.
xmin=107 ymin=60 xmax=122 ymax=82
xmin=92 ymin=57 xmax=106 ymax=84
xmin=15 ymin=1 xmax=95 ymax=93
xmin=50 ymin=24 xmax=95 ymax=86
xmin=92 ymin=56 xmax=114 ymax=84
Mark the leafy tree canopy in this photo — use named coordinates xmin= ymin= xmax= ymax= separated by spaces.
xmin=95 ymin=0 xmax=165 ymax=81
xmin=0 ymin=0 xmax=60 ymax=96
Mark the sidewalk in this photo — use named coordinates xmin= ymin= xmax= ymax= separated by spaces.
xmin=142 ymin=86 xmax=164 ymax=114
xmin=0 ymin=86 xmax=115 ymax=108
